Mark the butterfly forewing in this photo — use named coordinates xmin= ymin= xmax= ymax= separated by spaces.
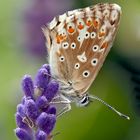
xmin=43 ymin=3 xmax=122 ymax=95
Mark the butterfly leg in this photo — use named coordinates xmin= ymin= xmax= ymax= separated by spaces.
xmin=57 ymin=104 xmax=71 ymax=118
xmin=50 ymin=95 xmax=71 ymax=104
xmin=50 ymin=100 xmax=71 ymax=104
xmin=49 ymin=94 xmax=72 ymax=118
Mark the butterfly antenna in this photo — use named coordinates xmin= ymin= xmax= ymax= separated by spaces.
xmin=89 ymin=95 xmax=130 ymax=120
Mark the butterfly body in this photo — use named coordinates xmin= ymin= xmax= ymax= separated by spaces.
xmin=42 ymin=3 xmax=131 ymax=120
xmin=43 ymin=3 xmax=130 ymax=119
xmin=43 ymin=3 xmax=121 ymax=103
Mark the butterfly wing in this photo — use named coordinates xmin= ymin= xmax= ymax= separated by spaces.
xmin=43 ymin=3 xmax=122 ymax=95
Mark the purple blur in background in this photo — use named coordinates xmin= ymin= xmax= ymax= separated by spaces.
xmin=15 ymin=64 xmax=59 ymax=140
xmin=23 ymin=0 xmax=74 ymax=58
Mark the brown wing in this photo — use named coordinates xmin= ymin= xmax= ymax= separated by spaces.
xmin=43 ymin=3 xmax=122 ymax=94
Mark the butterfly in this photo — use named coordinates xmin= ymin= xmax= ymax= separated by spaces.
xmin=43 ymin=3 xmax=130 ymax=120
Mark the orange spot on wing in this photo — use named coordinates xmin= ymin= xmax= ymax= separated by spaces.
xmin=93 ymin=20 xmax=99 ymax=28
xmin=68 ymin=28 xmax=75 ymax=33
xmin=56 ymin=35 xmax=67 ymax=43
xmin=62 ymin=35 xmax=67 ymax=40
xmin=101 ymin=42 xmax=108 ymax=49
xmin=56 ymin=35 xmax=61 ymax=43
xmin=99 ymin=32 xmax=105 ymax=37
xmin=78 ymin=24 xmax=84 ymax=30
xmin=59 ymin=35 xmax=63 ymax=40
xmin=86 ymin=20 xmax=92 ymax=26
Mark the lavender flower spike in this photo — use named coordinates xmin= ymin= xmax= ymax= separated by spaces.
xmin=15 ymin=64 xmax=59 ymax=140
xmin=22 ymin=75 xmax=34 ymax=98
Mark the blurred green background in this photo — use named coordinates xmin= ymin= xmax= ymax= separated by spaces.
xmin=0 ymin=0 xmax=140 ymax=140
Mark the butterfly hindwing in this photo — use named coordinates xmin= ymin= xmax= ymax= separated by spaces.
xmin=43 ymin=3 xmax=121 ymax=94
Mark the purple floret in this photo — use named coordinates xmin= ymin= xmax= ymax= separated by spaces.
xmin=15 ymin=128 xmax=33 ymax=140
xmin=15 ymin=64 xmax=58 ymax=140
xmin=36 ymin=96 xmax=48 ymax=109
xmin=44 ymin=80 xmax=59 ymax=101
xmin=42 ymin=64 xmax=51 ymax=75
xmin=36 ymin=112 xmax=56 ymax=134
xmin=35 ymin=130 xmax=47 ymax=140
xmin=25 ymin=99 xmax=39 ymax=121
xmin=15 ymin=113 xmax=29 ymax=129
xmin=22 ymin=75 xmax=34 ymax=98
xmin=47 ymin=105 xmax=57 ymax=115
xmin=17 ymin=104 xmax=25 ymax=117
xmin=35 ymin=68 xmax=50 ymax=90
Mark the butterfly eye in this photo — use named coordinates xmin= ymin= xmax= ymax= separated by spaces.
xmin=91 ymin=58 xmax=98 ymax=66
xmin=59 ymin=56 xmax=65 ymax=62
xmin=67 ymin=23 xmax=75 ymax=34
xmin=74 ymin=63 xmax=80 ymax=69
xmin=62 ymin=42 xmax=69 ymax=49
xmin=90 ymin=32 xmax=96 ymax=39
xmin=79 ymin=95 xmax=89 ymax=106
xmin=86 ymin=17 xmax=92 ymax=26
xmin=83 ymin=70 xmax=90 ymax=78
xmin=71 ymin=42 xmax=76 ymax=49
xmin=77 ymin=19 xmax=85 ymax=30
xmin=92 ymin=45 xmax=99 ymax=52
xmin=85 ymin=31 xmax=90 ymax=39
